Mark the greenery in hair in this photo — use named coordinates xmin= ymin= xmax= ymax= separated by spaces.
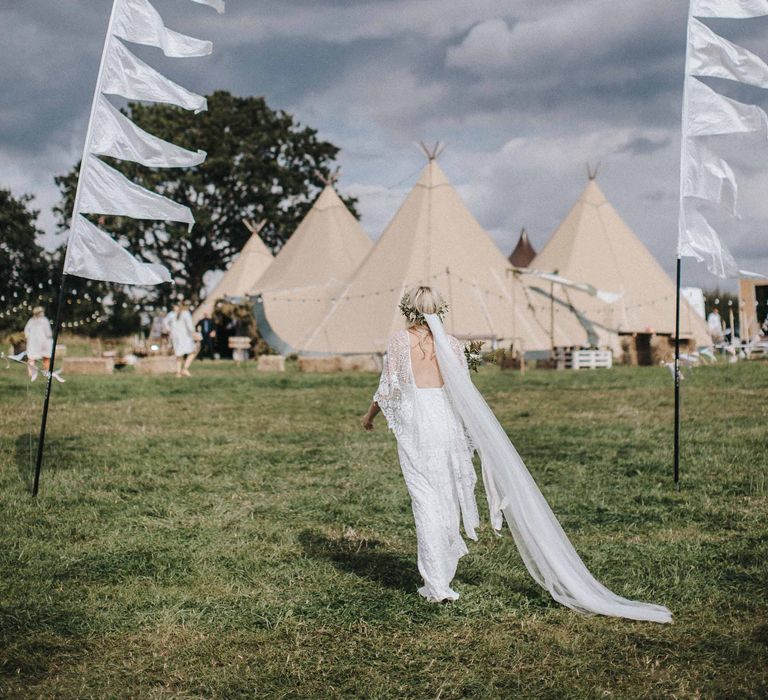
xmin=398 ymin=292 xmax=448 ymax=325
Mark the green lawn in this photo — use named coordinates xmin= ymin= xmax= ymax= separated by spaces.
xmin=1 ymin=360 xmax=766 ymax=699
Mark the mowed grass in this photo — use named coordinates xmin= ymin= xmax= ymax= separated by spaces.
xmin=0 ymin=360 xmax=766 ymax=699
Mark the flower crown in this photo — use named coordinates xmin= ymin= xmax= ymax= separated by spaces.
xmin=398 ymin=292 xmax=448 ymax=325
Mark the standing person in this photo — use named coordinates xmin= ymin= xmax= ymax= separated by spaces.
xmin=23 ymin=306 xmax=53 ymax=380
xmin=195 ymin=312 xmax=216 ymax=360
xmin=361 ymin=286 xmax=671 ymax=622
xmin=707 ymin=307 xmax=724 ymax=345
xmin=165 ymin=301 xmax=198 ymax=377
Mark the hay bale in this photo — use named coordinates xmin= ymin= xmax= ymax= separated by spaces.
xmin=339 ymin=354 xmax=382 ymax=372
xmin=298 ymin=356 xmax=342 ymax=373
xmin=62 ymin=356 xmax=114 ymax=375
xmin=135 ymin=355 xmax=177 ymax=375
xmin=257 ymin=355 xmax=286 ymax=372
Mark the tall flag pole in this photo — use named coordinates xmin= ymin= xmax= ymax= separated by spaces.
xmin=33 ymin=0 xmax=224 ymax=496
xmin=677 ymin=0 xmax=768 ymax=484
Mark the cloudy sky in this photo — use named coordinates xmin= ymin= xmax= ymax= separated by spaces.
xmin=3 ymin=0 xmax=768 ymax=289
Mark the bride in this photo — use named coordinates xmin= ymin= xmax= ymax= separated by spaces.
xmin=362 ymin=286 xmax=671 ymax=623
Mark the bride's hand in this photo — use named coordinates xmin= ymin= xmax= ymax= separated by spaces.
xmin=362 ymin=413 xmax=375 ymax=431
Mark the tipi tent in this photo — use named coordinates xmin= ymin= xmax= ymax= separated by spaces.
xmin=509 ymin=228 xmax=537 ymax=267
xmin=267 ymin=155 xmax=619 ymax=355
xmin=532 ymin=177 xmax=711 ymax=349
xmin=193 ymin=220 xmax=273 ymax=322
xmin=251 ymin=183 xmax=373 ymax=351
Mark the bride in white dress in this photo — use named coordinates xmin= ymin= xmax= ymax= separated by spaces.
xmin=362 ymin=286 xmax=672 ymax=623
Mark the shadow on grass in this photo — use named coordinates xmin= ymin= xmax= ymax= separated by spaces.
xmin=298 ymin=529 xmax=420 ymax=593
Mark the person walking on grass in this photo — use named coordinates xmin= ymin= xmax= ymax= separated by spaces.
xmin=165 ymin=300 xmax=198 ymax=377
xmin=23 ymin=306 xmax=53 ymax=381
xmin=362 ymin=285 xmax=671 ymax=622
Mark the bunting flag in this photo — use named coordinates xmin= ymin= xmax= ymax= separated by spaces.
xmin=520 ymin=269 xmax=622 ymax=305
xmin=102 ymin=39 xmax=208 ymax=113
xmin=66 ymin=216 xmax=172 ymax=284
xmin=679 ymin=2 xmax=767 ymax=278
xmin=113 ymin=0 xmax=213 ymax=58
xmin=63 ymin=0 xmax=222 ymax=286
xmin=90 ymin=95 xmax=206 ymax=168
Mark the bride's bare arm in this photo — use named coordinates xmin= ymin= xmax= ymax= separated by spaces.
xmin=362 ymin=401 xmax=380 ymax=430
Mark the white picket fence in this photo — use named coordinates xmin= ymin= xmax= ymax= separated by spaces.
xmin=554 ymin=348 xmax=613 ymax=370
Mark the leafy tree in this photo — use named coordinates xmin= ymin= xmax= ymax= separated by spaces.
xmin=0 ymin=189 xmax=52 ymax=334
xmin=55 ymin=91 xmax=356 ymax=305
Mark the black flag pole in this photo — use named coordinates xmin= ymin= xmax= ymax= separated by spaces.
xmin=32 ymin=272 xmax=68 ymax=496
xmin=673 ymin=256 xmax=682 ymax=487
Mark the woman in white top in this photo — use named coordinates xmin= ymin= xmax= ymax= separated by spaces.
xmin=24 ymin=306 xmax=53 ymax=380
xmin=164 ymin=301 xmax=198 ymax=377
xmin=362 ymin=286 xmax=671 ymax=622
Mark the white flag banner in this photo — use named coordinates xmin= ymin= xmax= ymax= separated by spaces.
xmin=692 ymin=0 xmax=768 ymax=18
xmin=79 ymin=155 xmax=194 ymax=228
xmin=680 ymin=203 xmax=740 ymax=277
xmin=102 ymin=39 xmax=207 ymax=113
xmin=61 ymin=0 xmax=221 ymax=289
xmin=90 ymin=95 xmax=206 ymax=168
xmin=686 ymin=76 xmax=768 ymax=137
xmin=190 ymin=0 xmax=225 ymax=14
xmin=114 ymin=0 xmax=212 ymax=58
xmin=682 ymin=137 xmax=738 ymax=214
xmin=689 ymin=17 xmax=768 ymax=88
xmin=678 ymin=4 xmax=768 ymax=279
xmin=64 ymin=214 xmax=171 ymax=284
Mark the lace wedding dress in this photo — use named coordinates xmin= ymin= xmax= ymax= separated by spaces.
xmin=375 ymin=330 xmax=478 ymax=601
xmin=374 ymin=317 xmax=672 ymax=623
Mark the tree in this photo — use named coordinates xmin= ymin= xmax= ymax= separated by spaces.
xmin=55 ymin=91 xmax=356 ymax=305
xmin=0 ymin=189 xmax=51 ymax=334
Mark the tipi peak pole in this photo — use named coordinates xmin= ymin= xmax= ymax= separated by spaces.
xmin=418 ymin=141 xmax=444 ymax=161
xmin=242 ymin=218 xmax=267 ymax=235
xmin=314 ymin=167 xmax=341 ymax=187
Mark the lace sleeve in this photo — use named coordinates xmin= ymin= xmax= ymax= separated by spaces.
xmin=373 ymin=331 xmax=411 ymax=438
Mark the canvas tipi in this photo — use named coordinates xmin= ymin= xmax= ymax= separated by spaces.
xmin=272 ymin=151 xmax=618 ymax=355
xmin=251 ymin=180 xmax=374 ymax=351
xmin=533 ymin=176 xmax=711 ymax=349
xmin=193 ymin=219 xmax=273 ymax=322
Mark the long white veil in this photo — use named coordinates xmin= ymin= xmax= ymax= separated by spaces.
xmin=424 ymin=314 xmax=672 ymax=623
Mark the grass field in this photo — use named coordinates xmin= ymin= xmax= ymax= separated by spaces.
xmin=1 ymin=360 xmax=767 ymax=699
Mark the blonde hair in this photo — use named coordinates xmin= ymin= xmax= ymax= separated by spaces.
xmin=405 ymin=285 xmax=444 ymax=327
xmin=32 ymin=306 xmax=45 ymax=317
